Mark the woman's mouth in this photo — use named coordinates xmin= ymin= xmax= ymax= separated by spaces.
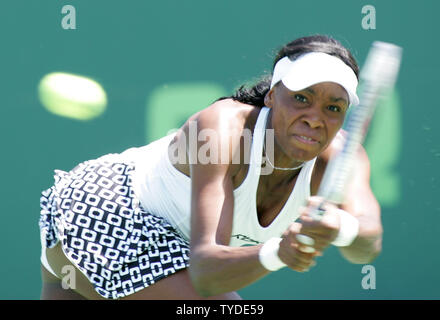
xmin=294 ymin=134 xmax=319 ymax=145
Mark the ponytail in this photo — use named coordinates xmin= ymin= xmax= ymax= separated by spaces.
xmin=216 ymin=74 xmax=271 ymax=108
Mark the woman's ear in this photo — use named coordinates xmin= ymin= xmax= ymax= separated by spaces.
xmin=264 ymin=88 xmax=274 ymax=108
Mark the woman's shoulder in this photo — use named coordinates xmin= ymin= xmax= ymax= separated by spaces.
xmin=192 ymin=98 xmax=263 ymax=134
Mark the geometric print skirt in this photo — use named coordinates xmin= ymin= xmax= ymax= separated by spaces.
xmin=39 ymin=155 xmax=190 ymax=299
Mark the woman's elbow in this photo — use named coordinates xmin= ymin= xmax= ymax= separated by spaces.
xmin=342 ymin=245 xmax=382 ymax=264
xmin=191 ymin=278 xmax=216 ymax=297
xmin=188 ymin=252 xmax=221 ymax=297
xmin=340 ymin=229 xmax=383 ymax=264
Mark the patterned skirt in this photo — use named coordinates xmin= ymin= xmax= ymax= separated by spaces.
xmin=39 ymin=155 xmax=190 ymax=299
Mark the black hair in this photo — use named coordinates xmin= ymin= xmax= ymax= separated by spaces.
xmin=217 ymin=35 xmax=359 ymax=108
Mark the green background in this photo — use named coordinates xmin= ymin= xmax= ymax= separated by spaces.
xmin=1 ymin=0 xmax=439 ymax=299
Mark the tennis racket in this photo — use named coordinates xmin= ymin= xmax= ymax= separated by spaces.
xmin=296 ymin=41 xmax=403 ymax=253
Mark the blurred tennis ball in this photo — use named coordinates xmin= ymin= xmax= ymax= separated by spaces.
xmin=38 ymin=72 xmax=107 ymax=121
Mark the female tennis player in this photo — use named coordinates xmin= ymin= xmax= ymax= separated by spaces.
xmin=39 ymin=35 xmax=383 ymax=300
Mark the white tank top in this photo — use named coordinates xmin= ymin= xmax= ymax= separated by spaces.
xmin=128 ymin=106 xmax=317 ymax=246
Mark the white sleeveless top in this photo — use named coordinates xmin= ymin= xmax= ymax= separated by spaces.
xmin=127 ymin=106 xmax=317 ymax=246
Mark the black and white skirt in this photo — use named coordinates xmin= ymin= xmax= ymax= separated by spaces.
xmin=39 ymin=155 xmax=190 ymax=299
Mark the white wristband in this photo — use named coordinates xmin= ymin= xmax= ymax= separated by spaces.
xmin=331 ymin=209 xmax=359 ymax=247
xmin=258 ymin=237 xmax=286 ymax=271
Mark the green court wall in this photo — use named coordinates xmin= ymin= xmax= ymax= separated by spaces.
xmin=1 ymin=0 xmax=439 ymax=299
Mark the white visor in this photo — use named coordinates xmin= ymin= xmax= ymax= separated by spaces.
xmin=270 ymin=52 xmax=359 ymax=106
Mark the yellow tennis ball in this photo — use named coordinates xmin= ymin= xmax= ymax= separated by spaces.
xmin=38 ymin=72 xmax=107 ymax=121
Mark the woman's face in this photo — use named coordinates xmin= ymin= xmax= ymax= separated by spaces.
xmin=265 ymin=81 xmax=349 ymax=162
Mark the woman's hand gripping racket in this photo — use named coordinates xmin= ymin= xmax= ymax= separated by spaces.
xmin=296 ymin=41 xmax=403 ymax=253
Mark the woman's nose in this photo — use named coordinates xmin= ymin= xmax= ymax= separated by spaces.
xmin=302 ymin=110 xmax=324 ymax=129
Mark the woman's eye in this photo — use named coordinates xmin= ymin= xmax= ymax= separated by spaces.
xmin=327 ymin=105 xmax=342 ymax=112
xmin=294 ymin=94 xmax=308 ymax=103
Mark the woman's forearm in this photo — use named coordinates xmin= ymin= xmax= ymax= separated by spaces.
xmin=189 ymin=244 xmax=270 ymax=297
xmin=338 ymin=216 xmax=383 ymax=264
